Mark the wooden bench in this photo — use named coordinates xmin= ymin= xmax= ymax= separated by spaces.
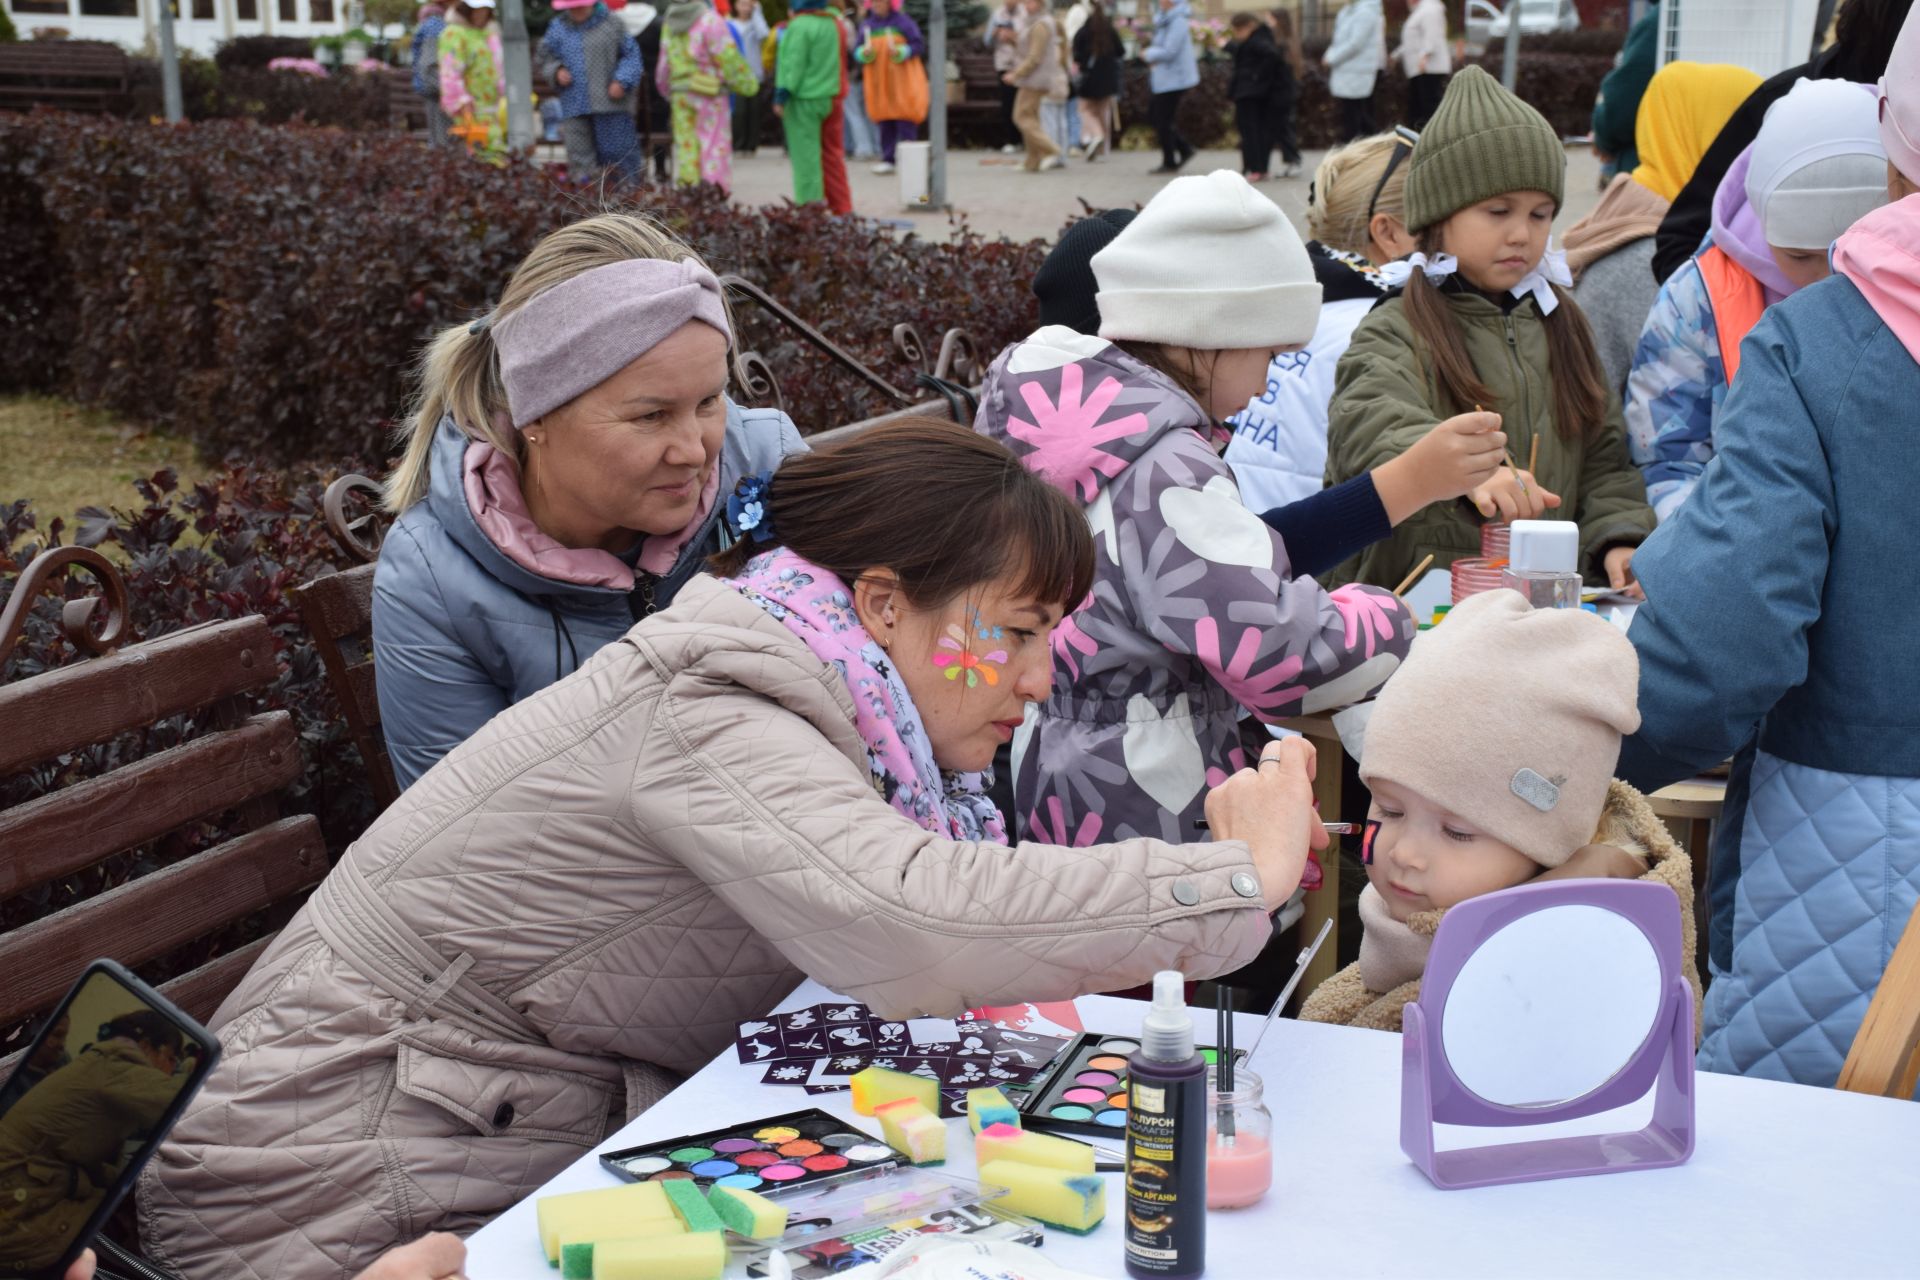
xmin=293 ymin=474 xmax=401 ymax=814
xmin=0 ymin=40 xmax=132 ymax=115
xmin=0 ymin=548 xmax=326 ymax=1048
xmin=946 ymin=47 xmax=1005 ymax=135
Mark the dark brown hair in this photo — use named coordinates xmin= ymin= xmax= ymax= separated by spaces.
xmin=1400 ymin=227 xmax=1610 ymax=443
xmin=1082 ymin=0 xmax=1118 ymax=59
xmin=709 ymin=418 xmax=1095 ymax=610
xmin=1113 ymin=341 xmax=1219 ymax=419
xmin=1229 ymin=10 xmax=1259 ymax=30
xmin=101 ymin=1009 xmax=186 ymax=1054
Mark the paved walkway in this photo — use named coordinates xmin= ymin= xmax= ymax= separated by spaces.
xmin=720 ymin=144 xmax=1608 ymax=244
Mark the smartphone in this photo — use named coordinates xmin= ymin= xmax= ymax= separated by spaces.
xmin=0 ymin=960 xmax=220 ymax=1280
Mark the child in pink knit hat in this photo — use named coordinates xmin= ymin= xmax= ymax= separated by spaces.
xmin=1299 ymin=589 xmax=1703 ymax=1032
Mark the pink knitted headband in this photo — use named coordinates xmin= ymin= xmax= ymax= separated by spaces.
xmin=490 ymin=256 xmax=732 ymax=429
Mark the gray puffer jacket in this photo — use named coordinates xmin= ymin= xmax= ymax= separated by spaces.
xmin=373 ymin=403 xmax=803 ymax=789
xmin=138 ymin=577 xmax=1272 ymax=1279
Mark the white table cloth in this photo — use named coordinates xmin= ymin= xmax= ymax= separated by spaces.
xmin=468 ymin=981 xmax=1920 ymax=1279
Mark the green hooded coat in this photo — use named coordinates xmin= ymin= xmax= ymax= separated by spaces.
xmin=1321 ymin=287 xmax=1655 ymax=591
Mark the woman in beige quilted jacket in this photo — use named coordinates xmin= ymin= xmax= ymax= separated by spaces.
xmin=139 ymin=416 xmax=1326 ymax=1278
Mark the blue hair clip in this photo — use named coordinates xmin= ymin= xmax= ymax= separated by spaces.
xmin=727 ymin=473 xmax=778 ymax=546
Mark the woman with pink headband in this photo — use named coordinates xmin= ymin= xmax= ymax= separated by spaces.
xmin=369 ymin=212 xmax=804 ymax=790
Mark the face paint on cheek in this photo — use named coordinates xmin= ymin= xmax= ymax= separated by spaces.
xmin=1361 ymin=819 xmax=1381 ymax=866
xmin=932 ymin=610 xmax=1011 ymax=689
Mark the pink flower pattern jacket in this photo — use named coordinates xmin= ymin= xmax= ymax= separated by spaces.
xmin=974 ymin=326 xmax=1415 ymax=848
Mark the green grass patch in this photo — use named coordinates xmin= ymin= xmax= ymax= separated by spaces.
xmin=0 ymin=395 xmax=208 ymax=536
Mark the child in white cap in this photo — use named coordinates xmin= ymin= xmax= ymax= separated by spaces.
xmin=1300 ymin=589 xmax=1702 ymax=1031
xmin=1627 ymin=77 xmax=1889 ymax=521
xmin=974 ymin=171 xmax=1496 ymax=858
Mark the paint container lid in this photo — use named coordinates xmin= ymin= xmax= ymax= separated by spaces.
xmin=1509 ymin=520 xmax=1577 ymax=575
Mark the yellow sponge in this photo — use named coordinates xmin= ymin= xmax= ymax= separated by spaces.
xmin=707 ymin=1183 xmax=788 ymax=1240
xmin=850 ymin=1064 xmax=940 ymax=1117
xmin=977 ymin=1160 xmax=1106 ymax=1235
xmin=536 ymin=1182 xmax=677 ymax=1263
xmin=974 ymin=1122 xmax=1094 ymax=1175
xmin=592 ymin=1230 xmax=726 ymax=1280
xmin=966 ymin=1086 xmax=1022 ymax=1134
xmin=875 ymin=1096 xmax=947 ymax=1165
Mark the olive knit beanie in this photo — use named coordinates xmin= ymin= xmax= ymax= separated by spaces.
xmin=1403 ymin=65 xmax=1566 ymax=232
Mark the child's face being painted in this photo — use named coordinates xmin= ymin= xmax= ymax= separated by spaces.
xmin=855 ymin=575 xmax=1064 ymax=774
xmin=1438 ymin=190 xmax=1558 ymax=294
xmin=1365 ymin=778 xmax=1540 ymax=922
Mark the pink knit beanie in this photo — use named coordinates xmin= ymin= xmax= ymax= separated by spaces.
xmin=1359 ymin=590 xmax=1641 ymax=868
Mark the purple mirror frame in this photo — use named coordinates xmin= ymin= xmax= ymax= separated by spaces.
xmin=1400 ymin=878 xmax=1696 ymax=1189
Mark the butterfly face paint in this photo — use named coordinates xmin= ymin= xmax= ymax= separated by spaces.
xmin=932 ymin=606 xmax=1010 ymax=688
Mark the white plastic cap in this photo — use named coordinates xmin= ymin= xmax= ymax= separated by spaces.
xmin=1508 ymin=520 xmax=1578 ymax=575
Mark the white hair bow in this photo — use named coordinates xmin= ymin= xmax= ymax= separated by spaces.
xmin=1509 ymin=242 xmax=1573 ymax=315
xmin=1377 ymin=251 xmax=1458 ymax=289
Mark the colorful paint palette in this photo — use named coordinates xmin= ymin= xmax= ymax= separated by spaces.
xmin=1014 ymin=1032 xmax=1245 ymax=1139
xmin=601 ymin=1109 xmax=898 ymax=1195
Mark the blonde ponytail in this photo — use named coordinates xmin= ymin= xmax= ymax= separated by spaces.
xmin=1307 ymin=132 xmax=1412 ymax=259
xmin=385 ymin=210 xmax=738 ymax=513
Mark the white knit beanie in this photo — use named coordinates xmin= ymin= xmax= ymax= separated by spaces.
xmin=1883 ymin=1 xmax=1920 ymax=183
xmin=1091 ymin=169 xmax=1322 ymax=349
xmin=1745 ymin=80 xmax=1887 ymax=251
xmin=1359 ymin=590 xmax=1641 ymax=869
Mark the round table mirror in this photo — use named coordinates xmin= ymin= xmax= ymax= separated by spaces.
xmin=1440 ymin=903 xmax=1663 ymax=1108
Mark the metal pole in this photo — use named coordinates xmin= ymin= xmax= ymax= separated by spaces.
xmin=1499 ymin=1 xmax=1519 ymax=92
xmin=156 ymin=0 xmax=184 ymax=122
xmin=928 ymin=0 xmax=948 ymax=209
xmin=498 ymin=0 xmax=537 ymax=154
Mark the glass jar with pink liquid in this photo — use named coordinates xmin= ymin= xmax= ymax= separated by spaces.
xmin=1205 ymin=1066 xmax=1272 ymax=1209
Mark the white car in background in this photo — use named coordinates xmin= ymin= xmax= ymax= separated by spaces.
xmin=1467 ymin=0 xmax=1583 ymax=44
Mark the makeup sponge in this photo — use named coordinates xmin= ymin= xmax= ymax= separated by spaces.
xmin=977 ymin=1160 xmax=1107 ymax=1234
xmin=660 ymin=1178 xmax=724 ymax=1234
xmin=974 ymin=1122 xmax=1094 ymax=1175
xmin=966 ymin=1086 xmax=1021 ymax=1134
xmin=875 ymin=1097 xmax=947 ymax=1165
xmin=536 ymin=1182 xmax=677 ymax=1264
xmin=706 ymin=1184 xmax=788 ymax=1240
xmin=851 ymin=1065 xmax=940 ymax=1117
xmin=591 ymin=1231 xmax=727 ymax=1280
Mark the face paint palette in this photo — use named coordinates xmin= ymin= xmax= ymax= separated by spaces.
xmin=599 ymin=1108 xmax=899 ymax=1194
xmin=1012 ymin=1032 xmax=1247 ymax=1139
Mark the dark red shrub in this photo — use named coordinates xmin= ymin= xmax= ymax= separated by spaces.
xmin=0 ymin=113 xmax=1047 ymax=464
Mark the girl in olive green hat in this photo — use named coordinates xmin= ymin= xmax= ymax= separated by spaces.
xmin=1321 ymin=66 xmax=1655 ymax=594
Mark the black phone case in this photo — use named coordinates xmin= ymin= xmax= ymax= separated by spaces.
xmin=0 ymin=958 xmax=222 ymax=1280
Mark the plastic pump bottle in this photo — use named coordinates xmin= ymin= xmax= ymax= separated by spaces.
xmin=1124 ymin=971 xmax=1206 ymax=1278
xmin=1501 ymin=519 xmax=1582 ymax=609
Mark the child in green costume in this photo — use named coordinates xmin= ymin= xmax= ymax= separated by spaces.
xmin=775 ymin=0 xmax=852 ymax=212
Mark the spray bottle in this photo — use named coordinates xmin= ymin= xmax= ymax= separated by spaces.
xmin=1124 ymin=971 xmax=1206 ymax=1278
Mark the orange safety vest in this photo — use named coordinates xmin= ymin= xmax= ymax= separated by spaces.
xmin=1695 ymin=245 xmax=1767 ymax=383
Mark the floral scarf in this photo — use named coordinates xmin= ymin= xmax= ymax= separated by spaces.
xmin=724 ymin=548 xmax=1008 ymax=843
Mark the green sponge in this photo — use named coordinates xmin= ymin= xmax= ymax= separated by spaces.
xmin=707 ymin=1183 xmax=789 ymax=1240
xmin=559 ymin=1241 xmax=593 ymax=1280
xmin=661 ymin=1178 xmax=724 ymax=1234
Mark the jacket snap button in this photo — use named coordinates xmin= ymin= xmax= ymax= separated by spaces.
xmin=1172 ymin=880 xmax=1200 ymax=906
xmin=492 ymin=1102 xmax=515 ymax=1128
xmin=1231 ymin=872 xmax=1260 ymax=899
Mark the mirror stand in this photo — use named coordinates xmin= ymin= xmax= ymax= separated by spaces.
xmin=1401 ymin=973 xmax=1695 ymax=1190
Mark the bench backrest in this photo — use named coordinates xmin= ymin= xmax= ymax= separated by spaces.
xmin=0 ymin=552 xmax=324 ymax=1038
xmin=0 ymin=41 xmax=132 ymax=113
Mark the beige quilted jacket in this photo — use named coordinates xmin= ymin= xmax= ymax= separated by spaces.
xmin=137 ymin=577 xmax=1273 ymax=1279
